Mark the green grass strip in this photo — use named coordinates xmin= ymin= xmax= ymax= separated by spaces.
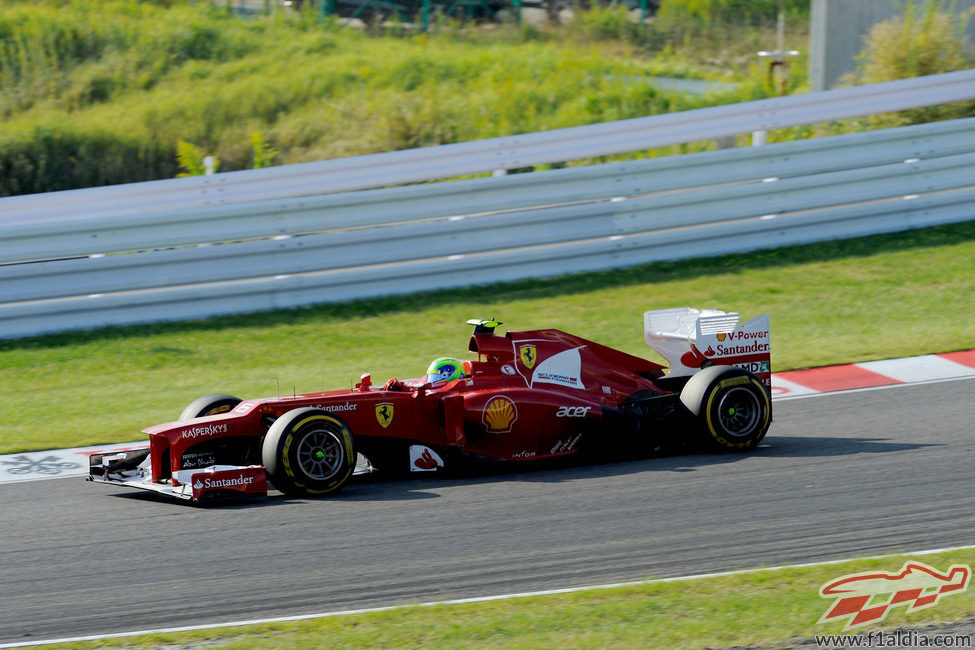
xmin=1 ymin=221 xmax=973 ymax=454
xmin=32 ymin=548 xmax=975 ymax=648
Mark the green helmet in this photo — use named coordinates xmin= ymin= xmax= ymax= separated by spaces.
xmin=426 ymin=357 xmax=464 ymax=385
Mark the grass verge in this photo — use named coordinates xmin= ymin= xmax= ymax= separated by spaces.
xmin=36 ymin=548 xmax=975 ymax=648
xmin=1 ymin=221 xmax=973 ymax=455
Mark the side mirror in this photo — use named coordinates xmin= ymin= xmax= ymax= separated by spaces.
xmin=356 ymin=373 xmax=372 ymax=391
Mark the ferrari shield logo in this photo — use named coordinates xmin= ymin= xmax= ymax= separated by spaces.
xmin=519 ymin=344 xmax=537 ymax=369
xmin=375 ymin=403 xmax=394 ymax=429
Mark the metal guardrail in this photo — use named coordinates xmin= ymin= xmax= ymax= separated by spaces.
xmin=4 ymin=111 xmax=975 ymax=266
xmin=4 ymin=120 xmax=975 ymax=302
xmin=1 ymin=74 xmax=975 ymax=339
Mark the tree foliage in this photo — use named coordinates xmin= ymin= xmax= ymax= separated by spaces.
xmin=848 ymin=0 xmax=973 ymax=83
xmin=842 ymin=0 xmax=975 ymax=126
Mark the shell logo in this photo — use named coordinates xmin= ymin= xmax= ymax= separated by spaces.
xmin=482 ymin=396 xmax=518 ymax=434
xmin=717 ymin=332 xmax=727 ymax=341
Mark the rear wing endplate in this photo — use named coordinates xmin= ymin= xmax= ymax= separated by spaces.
xmin=644 ymin=308 xmax=771 ymax=388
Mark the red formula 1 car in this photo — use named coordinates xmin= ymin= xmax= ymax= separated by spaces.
xmin=88 ymin=309 xmax=772 ymax=502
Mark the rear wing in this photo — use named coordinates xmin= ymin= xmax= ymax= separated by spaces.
xmin=644 ymin=308 xmax=771 ymax=389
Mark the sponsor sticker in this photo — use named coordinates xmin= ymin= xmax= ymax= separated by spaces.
xmin=190 ymin=467 xmax=266 ymax=498
xmin=315 ymin=401 xmax=357 ymax=412
xmin=409 ymin=445 xmax=444 ymax=472
xmin=531 ymin=347 xmax=585 ymax=390
xmin=482 ymin=396 xmax=518 ymax=434
xmin=555 ymin=405 xmax=591 ymax=418
xmin=734 ymin=360 xmax=770 ymax=374
xmin=536 ymin=372 xmax=582 ymax=388
xmin=701 ymin=314 xmax=771 ymax=359
xmin=193 ymin=474 xmax=256 ymax=490
xmin=680 ymin=345 xmax=709 ymax=369
xmin=180 ymin=423 xmax=228 ymax=441
xmin=712 ymin=341 xmax=770 ymax=356
xmin=375 ymin=403 xmax=394 ymax=429
xmin=717 ymin=330 xmax=768 ymax=342
xmin=550 ymin=434 xmax=583 ymax=454
xmin=519 ymin=344 xmax=537 ymax=370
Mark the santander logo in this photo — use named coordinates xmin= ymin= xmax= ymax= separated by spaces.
xmin=194 ymin=474 xmax=256 ymax=490
xmin=408 ymin=445 xmax=444 ymax=472
xmin=414 ymin=449 xmax=439 ymax=470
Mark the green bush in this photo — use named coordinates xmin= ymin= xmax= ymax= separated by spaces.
xmin=1 ymin=0 xmax=759 ymax=196
xmin=842 ymin=0 xmax=975 ymax=126
xmin=0 ymin=124 xmax=176 ymax=195
xmin=656 ymin=0 xmax=808 ymax=29
xmin=175 ymin=139 xmax=219 ymax=176
xmin=571 ymin=6 xmax=644 ymax=43
xmin=848 ymin=0 xmax=973 ymax=82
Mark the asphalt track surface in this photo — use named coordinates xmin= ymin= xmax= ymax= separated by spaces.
xmin=1 ymin=379 xmax=973 ymax=645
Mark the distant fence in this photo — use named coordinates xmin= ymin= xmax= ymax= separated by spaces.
xmin=1 ymin=71 xmax=974 ymax=339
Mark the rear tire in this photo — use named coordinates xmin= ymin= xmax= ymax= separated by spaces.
xmin=680 ymin=366 xmax=771 ymax=451
xmin=262 ymin=408 xmax=355 ymax=497
xmin=179 ymin=394 xmax=242 ymax=420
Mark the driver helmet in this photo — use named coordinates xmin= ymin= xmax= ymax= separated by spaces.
xmin=426 ymin=357 xmax=465 ymax=385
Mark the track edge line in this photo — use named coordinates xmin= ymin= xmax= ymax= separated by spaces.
xmin=3 ymin=544 xmax=973 ymax=649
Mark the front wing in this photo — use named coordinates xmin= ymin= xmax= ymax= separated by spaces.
xmin=87 ymin=447 xmax=374 ymax=501
xmin=87 ymin=447 xmax=267 ymax=501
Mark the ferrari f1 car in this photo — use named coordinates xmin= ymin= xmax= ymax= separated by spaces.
xmin=88 ymin=308 xmax=772 ymax=502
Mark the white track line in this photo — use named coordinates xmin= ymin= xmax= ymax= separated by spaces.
xmin=3 ymin=544 xmax=972 ymax=649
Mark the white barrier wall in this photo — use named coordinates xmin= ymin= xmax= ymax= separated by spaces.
xmin=2 ymin=73 xmax=975 ymax=339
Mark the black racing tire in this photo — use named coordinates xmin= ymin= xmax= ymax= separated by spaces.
xmin=679 ymin=365 xmax=771 ymax=451
xmin=262 ymin=408 xmax=355 ymax=497
xmin=179 ymin=394 xmax=243 ymax=420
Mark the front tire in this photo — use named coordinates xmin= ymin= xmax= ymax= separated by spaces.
xmin=680 ymin=366 xmax=771 ymax=451
xmin=179 ymin=394 xmax=242 ymax=420
xmin=262 ymin=408 xmax=355 ymax=497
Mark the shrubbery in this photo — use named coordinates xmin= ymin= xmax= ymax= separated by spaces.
xmin=656 ymin=0 xmax=808 ymax=29
xmin=3 ymin=0 xmax=774 ymax=196
xmin=849 ymin=0 xmax=972 ymax=82
xmin=841 ymin=0 xmax=975 ymax=127
xmin=0 ymin=124 xmax=176 ymax=195
xmin=0 ymin=0 xmax=875 ymax=197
